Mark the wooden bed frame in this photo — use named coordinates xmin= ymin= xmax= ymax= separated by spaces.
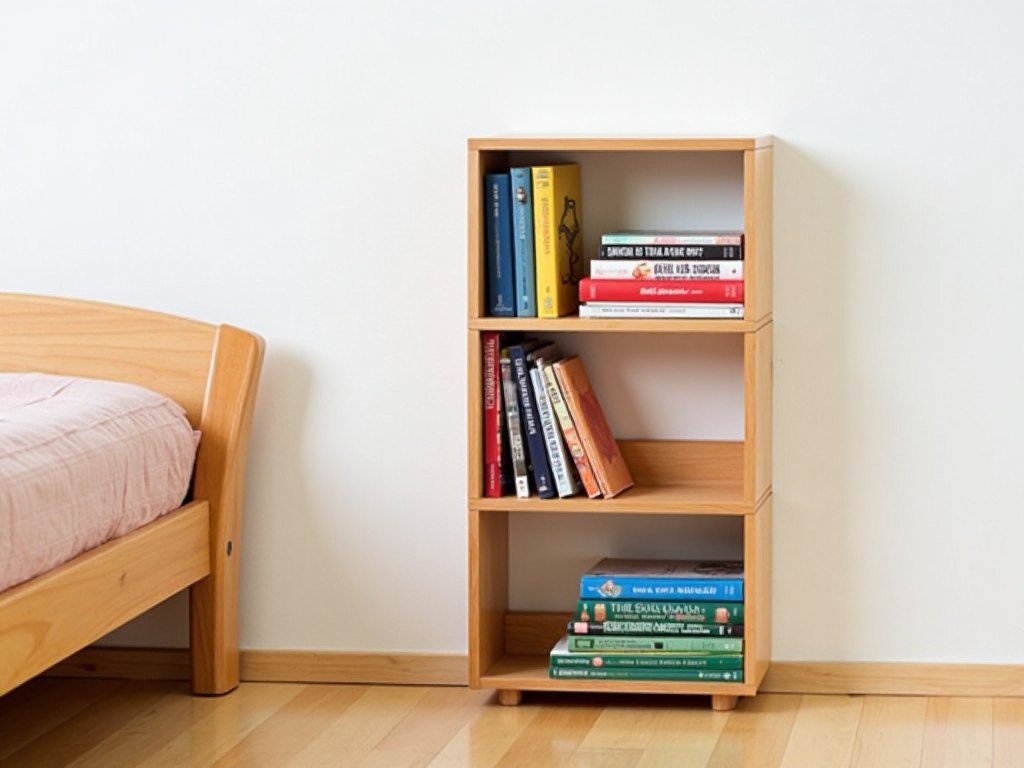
xmin=0 ymin=294 xmax=264 ymax=697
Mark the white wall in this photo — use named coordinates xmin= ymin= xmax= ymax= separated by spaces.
xmin=3 ymin=1 xmax=1023 ymax=663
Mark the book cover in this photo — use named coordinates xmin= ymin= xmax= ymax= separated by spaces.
xmin=484 ymin=173 xmax=516 ymax=317
xmin=508 ymin=341 xmax=555 ymax=499
xmin=579 ymin=303 xmax=744 ymax=319
xmin=588 ymin=259 xmax=744 ymax=281
xmin=527 ymin=344 xmax=579 ymax=498
xmin=579 ymin=558 xmax=744 ymax=601
xmin=541 ymin=361 xmax=602 ymax=498
xmin=580 ymin=278 xmax=744 ymax=304
xmin=549 ymin=666 xmax=744 ymax=682
xmin=549 ymin=638 xmax=744 ymax=680
xmin=600 ymin=230 xmax=743 ymax=246
xmin=481 ymin=331 xmax=505 ymax=498
xmin=574 ymin=599 xmax=744 ymax=625
xmin=532 ymin=164 xmax=584 ymax=318
xmin=509 ymin=167 xmax=538 ymax=318
xmin=499 ymin=348 xmax=530 ymax=498
xmin=552 ymin=356 xmax=634 ymax=498
xmin=598 ymin=243 xmax=743 ymax=260
xmin=566 ymin=634 xmax=742 ymax=654
xmin=569 ymin=620 xmax=744 ymax=637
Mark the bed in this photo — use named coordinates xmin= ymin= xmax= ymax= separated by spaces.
xmin=0 ymin=293 xmax=264 ymax=697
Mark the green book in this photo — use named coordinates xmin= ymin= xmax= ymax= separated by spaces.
xmin=550 ymin=636 xmax=743 ymax=671
xmin=569 ymin=619 xmax=743 ymax=637
xmin=567 ymin=634 xmax=742 ymax=654
xmin=574 ymin=599 xmax=744 ymax=624
xmin=549 ymin=666 xmax=744 ymax=682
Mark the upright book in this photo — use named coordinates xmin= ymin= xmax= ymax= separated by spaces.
xmin=481 ymin=331 xmax=505 ymax=497
xmin=552 ymin=355 xmax=633 ymax=498
xmin=484 ymin=173 xmax=515 ymax=317
xmin=579 ymin=558 xmax=744 ymax=601
xmin=509 ymin=167 xmax=538 ymax=317
xmin=532 ymin=164 xmax=584 ymax=318
xmin=499 ymin=347 xmax=530 ymax=498
xmin=527 ymin=343 xmax=579 ymax=498
xmin=508 ymin=340 xmax=556 ymax=499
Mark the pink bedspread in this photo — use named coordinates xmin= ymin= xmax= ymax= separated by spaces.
xmin=0 ymin=373 xmax=199 ymax=591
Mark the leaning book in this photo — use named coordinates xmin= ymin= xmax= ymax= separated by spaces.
xmin=579 ymin=558 xmax=744 ymax=601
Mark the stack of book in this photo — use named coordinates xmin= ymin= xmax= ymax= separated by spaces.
xmin=484 ymin=164 xmax=585 ymax=319
xmin=549 ymin=558 xmax=745 ymax=682
xmin=481 ymin=334 xmax=633 ymax=500
xmin=579 ymin=231 xmax=745 ymax=319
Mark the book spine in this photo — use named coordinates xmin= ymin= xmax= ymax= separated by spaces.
xmin=484 ymin=173 xmax=516 ymax=317
xmin=570 ymin=620 xmax=744 ymax=637
xmin=529 ymin=364 xmax=578 ymax=498
xmin=549 ymin=667 xmax=744 ymax=682
xmin=598 ymin=244 xmax=743 ymax=260
xmin=579 ymin=303 xmax=744 ymax=319
xmin=541 ymin=363 xmax=601 ymax=498
xmin=578 ymin=576 xmax=744 ymax=601
xmin=499 ymin=350 xmax=530 ymax=498
xmin=589 ymin=259 xmax=744 ymax=280
xmin=509 ymin=167 xmax=537 ymax=317
xmin=532 ymin=164 xmax=583 ymax=318
xmin=566 ymin=634 xmax=743 ymax=653
xmin=574 ymin=599 xmax=744 ymax=624
xmin=509 ymin=344 xmax=555 ymax=499
xmin=600 ymin=233 xmax=743 ymax=246
xmin=580 ymin=278 xmax=743 ymax=304
xmin=481 ymin=332 xmax=504 ymax=497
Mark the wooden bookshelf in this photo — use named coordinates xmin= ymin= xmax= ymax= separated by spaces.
xmin=467 ymin=136 xmax=773 ymax=711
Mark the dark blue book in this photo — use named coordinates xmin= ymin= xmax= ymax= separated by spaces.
xmin=508 ymin=341 xmax=555 ymax=499
xmin=509 ymin=167 xmax=537 ymax=317
xmin=484 ymin=173 xmax=515 ymax=317
xmin=579 ymin=559 xmax=744 ymax=601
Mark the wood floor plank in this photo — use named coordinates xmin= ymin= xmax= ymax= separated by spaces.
xmin=778 ymin=694 xmax=863 ymax=768
xmin=493 ymin=695 xmax=605 ymax=768
xmin=993 ymin=698 xmax=1024 ymax=768
xmin=705 ymin=693 xmax=801 ymax=768
xmin=567 ymin=747 xmax=644 ymax=767
xmin=424 ymin=693 xmax=541 ymax=768
xmin=919 ymin=697 xmax=993 ymax=768
xmin=632 ymin=697 xmax=731 ymax=768
xmin=850 ymin=695 xmax=928 ymax=768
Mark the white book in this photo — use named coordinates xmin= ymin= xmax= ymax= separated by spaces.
xmin=579 ymin=302 xmax=745 ymax=319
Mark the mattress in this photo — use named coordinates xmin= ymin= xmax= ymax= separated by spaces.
xmin=0 ymin=373 xmax=199 ymax=591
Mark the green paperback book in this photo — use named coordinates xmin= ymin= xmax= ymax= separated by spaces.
xmin=570 ymin=620 xmax=744 ymax=637
xmin=574 ymin=599 xmax=744 ymax=624
xmin=550 ymin=636 xmax=743 ymax=670
xmin=567 ymin=634 xmax=742 ymax=654
xmin=549 ymin=667 xmax=744 ymax=682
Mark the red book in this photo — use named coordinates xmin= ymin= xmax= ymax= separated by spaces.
xmin=481 ymin=332 xmax=504 ymax=497
xmin=579 ymin=278 xmax=743 ymax=304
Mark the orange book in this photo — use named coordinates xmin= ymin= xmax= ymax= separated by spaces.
xmin=552 ymin=355 xmax=634 ymax=498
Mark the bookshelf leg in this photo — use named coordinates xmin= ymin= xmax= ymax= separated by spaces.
xmin=497 ymin=689 xmax=523 ymax=706
xmin=711 ymin=694 xmax=739 ymax=711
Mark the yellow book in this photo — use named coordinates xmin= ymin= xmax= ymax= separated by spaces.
xmin=531 ymin=164 xmax=584 ymax=318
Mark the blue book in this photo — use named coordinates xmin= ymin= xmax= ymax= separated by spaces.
xmin=508 ymin=341 xmax=555 ymax=499
xmin=484 ymin=173 xmax=515 ymax=317
xmin=509 ymin=167 xmax=537 ymax=317
xmin=579 ymin=559 xmax=744 ymax=601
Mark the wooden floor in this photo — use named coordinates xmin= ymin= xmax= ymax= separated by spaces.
xmin=1 ymin=678 xmax=1023 ymax=767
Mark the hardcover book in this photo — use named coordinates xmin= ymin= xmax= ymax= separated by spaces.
xmin=549 ymin=666 xmax=744 ymax=682
xmin=597 ymin=243 xmax=743 ymax=260
xmin=532 ymin=164 xmax=584 ymax=318
xmin=510 ymin=166 xmax=538 ymax=317
xmin=588 ymin=259 xmax=744 ymax=281
xmin=541 ymin=360 xmax=601 ymax=498
xmin=569 ymin=620 xmax=744 ymax=637
xmin=508 ymin=341 xmax=555 ymax=499
xmin=566 ymin=634 xmax=742 ymax=654
xmin=481 ymin=331 xmax=505 ymax=497
xmin=600 ymin=230 xmax=743 ymax=246
xmin=484 ymin=173 xmax=515 ymax=317
xmin=573 ymin=599 xmax=744 ymax=624
xmin=527 ymin=343 xmax=578 ymax=498
xmin=499 ymin=348 xmax=530 ymax=498
xmin=551 ymin=355 xmax=633 ymax=498
xmin=579 ymin=558 xmax=744 ymax=601
xmin=580 ymin=278 xmax=743 ymax=304
xmin=579 ymin=303 xmax=744 ymax=319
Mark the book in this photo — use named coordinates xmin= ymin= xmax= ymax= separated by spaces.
xmin=549 ymin=666 xmax=744 ymax=682
xmin=549 ymin=638 xmax=744 ymax=680
xmin=541 ymin=360 xmax=601 ymax=498
xmin=580 ymin=278 xmax=743 ymax=304
xmin=588 ymin=259 xmax=744 ymax=280
xmin=481 ymin=332 xmax=506 ymax=498
xmin=527 ymin=344 xmax=579 ymax=498
xmin=579 ymin=558 xmax=744 ymax=601
xmin=573 ymin=599 xmax=744 ymax=624
xmin=484 ymin=173 xmax=515 ymax=317
xmin=499 ymin=348 xmax=530 ymax=498
xmin=598 ymin=243 xmax=743 ymax=260
xmin=600 ymin=230 xmax=743 ymax=246
xmin=532 ymin=164 xmax=584 ymax=318
xmin=551 ymin=355 xmax=634 ymax=498
xmin=579 ymin=303 xmax=744 ymax=319
xmin=570 ymin=620 xmax=744 ymax=637
xmin=508 ymin=341 xmax=555 ymax=499
xmin=509 ymin=167 xmax=537 ymax=317
xmin=566 ymin=634 xmax=742 ymax=654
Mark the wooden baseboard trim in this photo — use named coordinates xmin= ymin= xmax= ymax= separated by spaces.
xmin=48 ymin=648 xmax=468 ymax=687
xmin=47 ymin=652 xmax=1024 ymax=698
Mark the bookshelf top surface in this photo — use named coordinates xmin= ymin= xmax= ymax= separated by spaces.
xmin=468 ymin=136 xmax=772 ymax=153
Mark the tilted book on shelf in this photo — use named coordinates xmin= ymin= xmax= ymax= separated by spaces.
xmin=541 ymin=360 xmax=601 ymax=499
xmin=532 ymin=163 xmax=584 ymax=318
xmin=526 ymin=343 xmax=579 ymax=498
xmin=579 ymin=558 xmax=744 ymax=601
xmin=551 ymin=355 xmax=634 ymax=499
xmin=588 ymin=259 xmax=744 ymax=281
xmin=510 ymin=166 xmax=538 ymax=318
xmin=484 ymin=173 xmax=516 ymax=317
xmin=580 ymin=278 xmax=744 ymax=304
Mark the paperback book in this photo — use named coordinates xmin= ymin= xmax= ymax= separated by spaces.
xmin=579 ymin=303 xmax=744 ymax=319
xmin=580 ymin=278 xmax=743 ymax=304
xmin=579 ymin=558 xmax=744 ymax=601
xmin=569 ymin=620 xmax=744 ymax=637
xmin=588 ymin=259 xmax=744 ymax=280
xmin=566 ymin=634 xmax=742 ymax=654
xmin=574 ymin=599 xmax=744 ymax=624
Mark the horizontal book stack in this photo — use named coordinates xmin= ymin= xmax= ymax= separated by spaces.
xmin=580 ymin=231 xmax=745 ymax=319
xmin=481 ymin=333 xmax=633 ymax=500
xmin=549 ymin=558 xmax=746 ymax=682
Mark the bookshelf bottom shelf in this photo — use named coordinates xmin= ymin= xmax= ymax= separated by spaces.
xmin=477 ymin=654 xmax=755 ymax=710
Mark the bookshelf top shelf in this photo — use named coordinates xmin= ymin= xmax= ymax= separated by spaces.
xmin=468 ymin=136 xmax=772 ymax=153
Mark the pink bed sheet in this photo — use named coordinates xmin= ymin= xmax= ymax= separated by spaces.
xmin=0 ymin=373 xmax=199 ymax=591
